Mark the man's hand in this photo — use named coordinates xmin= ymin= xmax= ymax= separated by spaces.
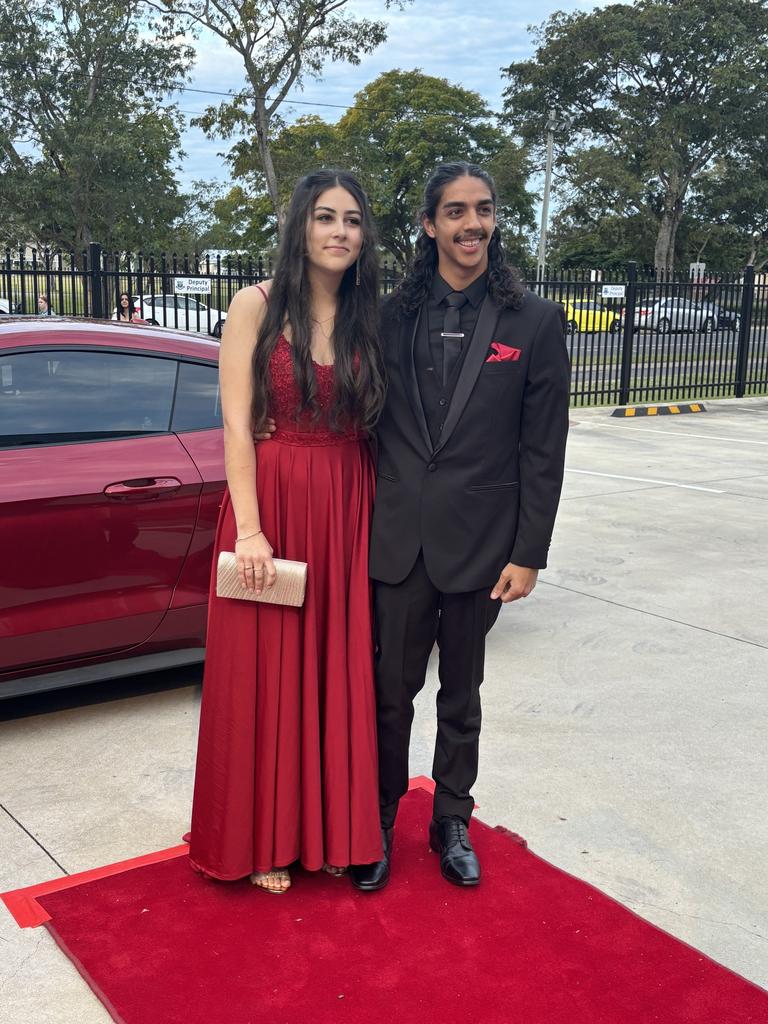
xmin=491 ymin=563 xmax=538 ymax=603
xmin=253 ymin=417 xmax=277 ymax=441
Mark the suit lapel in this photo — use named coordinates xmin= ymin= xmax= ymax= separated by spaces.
xmin=398 ymin=307 xmax=433 ymax=455
xmin=432 ymin=295 xmax=501 ymax=458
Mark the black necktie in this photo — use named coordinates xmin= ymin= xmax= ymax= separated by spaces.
xmin=442 ymin=291 xmax=468 ymax=386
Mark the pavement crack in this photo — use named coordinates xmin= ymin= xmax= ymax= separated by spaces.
xmin=0 ymin=932 xmax=45 ymax=996
xmin=608 ymin=892 xmax=768 ymax=944
xmin=0 ymin=803 xmax=69 ymax=876
xmin=539 ymin=581 xmax=768 ymax=651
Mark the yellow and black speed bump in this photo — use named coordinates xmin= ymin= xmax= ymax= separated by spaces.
xmin=612 ymin=403 xmax=706 ymax=418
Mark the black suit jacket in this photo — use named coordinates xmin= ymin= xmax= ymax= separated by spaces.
xmin=369 ymin=287 xmax=570 ymax=593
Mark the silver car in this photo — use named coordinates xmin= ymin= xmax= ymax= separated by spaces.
xmin=634 ymin=298 xmax=718 ymax=333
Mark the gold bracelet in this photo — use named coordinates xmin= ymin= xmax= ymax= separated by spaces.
xmin=235 ymin=530 xmax=263 ymax=543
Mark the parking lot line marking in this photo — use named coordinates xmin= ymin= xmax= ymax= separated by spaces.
xmin=565 ymin=468 xmax=725 ymax=493
xmin=593 ymin=423 xmax=768 ymax=446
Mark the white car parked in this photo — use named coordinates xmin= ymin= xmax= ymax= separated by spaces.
xmin=0 ymin=297 xmax=21 ymax=315
xmin=132 ymin=294 xmax=227 ymax=338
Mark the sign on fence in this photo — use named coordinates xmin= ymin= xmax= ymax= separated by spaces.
xmin=174 ymin=277 xmax=212 ymax=295
xmin=689 ymin=262 xmax=706 ymax=279
xmin=601 ymin=284 xmax=626 ymax=299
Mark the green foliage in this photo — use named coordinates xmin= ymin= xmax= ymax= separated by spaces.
xmin=335 ymin=70 xmax=535 ymax=264
xmin=0 ymin=0 xmax=193 ymax=251
xmin=503 ymin=0 xmax=768 ymax=271
xmin=162 ymin=0 xmax=403 ymax=222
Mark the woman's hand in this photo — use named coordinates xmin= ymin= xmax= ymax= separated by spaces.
xmin=253 ymin=417 xmax=277 ymax=442
xmin=236 ymin=532 xmax=277 ymax=594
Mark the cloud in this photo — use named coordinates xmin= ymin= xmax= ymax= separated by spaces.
xmin=173 ymin=0 xmax=604 ymax=188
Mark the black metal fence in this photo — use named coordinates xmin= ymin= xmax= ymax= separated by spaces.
xmin=3 ymin=245 xmax=767 ymax=407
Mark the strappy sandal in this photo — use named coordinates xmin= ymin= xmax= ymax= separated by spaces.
xmin=322 ymin=864 xmax=348 ymax=877
xmin=250 ymin=869 xmax=291 ymax=893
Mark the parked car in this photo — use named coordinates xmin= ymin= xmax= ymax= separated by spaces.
xmin=0 ymin=318 xmax=225 ymax=699
xmin=135 ymin=294 xmax=227 ymax=338
xmin=698 ymin=302 xmax=741 ymax=333
xmin=1 ymin=298 xmax=21 ymax=315
xmin=630 ymin=298 xmax=718 ymax=333
xmin=562 ymin=299 xmax=620 ymax=335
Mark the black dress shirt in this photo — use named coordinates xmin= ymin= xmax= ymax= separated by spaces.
xmin=415 ymin=271 xmax=489 ymax=447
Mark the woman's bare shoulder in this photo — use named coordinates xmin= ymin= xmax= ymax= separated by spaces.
xmin=228 ymin=279 xmax=273 ymax=314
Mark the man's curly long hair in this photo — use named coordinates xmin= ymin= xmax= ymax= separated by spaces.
xmin=251 ymin=169 xmax=386 ymax=435
xmin=394 ymin=162 xmax=525 ymax=317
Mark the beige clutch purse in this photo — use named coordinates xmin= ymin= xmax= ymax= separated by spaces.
xmin=216 ymin=551 xmax=307 ymax=607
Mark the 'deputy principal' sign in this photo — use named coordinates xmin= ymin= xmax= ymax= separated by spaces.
xmin=601 ymin=284 xmax=626 ymax=299
xmin=174 ymin=277 xmax=212 ymax=295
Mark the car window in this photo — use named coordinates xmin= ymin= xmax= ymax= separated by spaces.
xmin=0 ymin=349 xmax=177 ymax=447
xmin=172 ymin=361 xmax=222 ymax=432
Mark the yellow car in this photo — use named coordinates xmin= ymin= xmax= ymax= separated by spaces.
xmin=562 ymin=300 xmax=621 ymax=335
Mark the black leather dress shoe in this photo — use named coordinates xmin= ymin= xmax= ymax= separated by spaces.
xmin=349 ymin=827 xmax=393 ymax=891
xmin=429 ymin=817 xmax=480 ymax=886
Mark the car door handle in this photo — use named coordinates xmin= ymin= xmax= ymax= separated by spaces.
xmin=104 ymin=477 xmax=183 ymax=500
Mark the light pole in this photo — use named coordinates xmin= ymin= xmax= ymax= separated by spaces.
xmin=537 ymin=108 xmax=558 ymax=281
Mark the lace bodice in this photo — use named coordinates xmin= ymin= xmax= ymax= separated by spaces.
xmin=269 ymin=335 xmax=361 ymax=446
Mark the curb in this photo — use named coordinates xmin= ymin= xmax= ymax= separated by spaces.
xmin=611 ymin=403 xmax=706 ymax=418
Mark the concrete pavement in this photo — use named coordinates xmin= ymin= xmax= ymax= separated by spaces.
xmin=1 ymin=397 xmax=767 ymax=1020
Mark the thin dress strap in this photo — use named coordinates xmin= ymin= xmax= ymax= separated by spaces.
xmin=254 ymin=283 xmax=269 ymax=302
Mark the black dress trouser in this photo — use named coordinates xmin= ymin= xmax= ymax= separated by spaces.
xmin=373 ymin=553 xmax=502 ymax=827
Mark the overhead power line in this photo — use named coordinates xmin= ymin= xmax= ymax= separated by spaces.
xmin=0 ymin=56 xmax=506 ymax=121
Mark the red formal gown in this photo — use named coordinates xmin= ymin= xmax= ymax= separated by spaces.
xmin=189 ymin=336 xmax=383 ymax=879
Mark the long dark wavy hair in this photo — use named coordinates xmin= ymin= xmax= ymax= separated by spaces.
xmin=394 ymin=161 xmax=525 ymax=317
xmin=251 ymin=169 xmax=385 ymax=434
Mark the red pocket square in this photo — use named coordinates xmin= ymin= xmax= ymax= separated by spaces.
xmin=485 ymin=342 xmax=522 ymax=363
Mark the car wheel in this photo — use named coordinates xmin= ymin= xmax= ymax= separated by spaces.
xmin=147 ymin=319 xmax=159 ymax=326
xmin=609 ymin=318 xmax=620 ymax=334
xmin=212 ymin=321 xmax=224 ymax=339
xmin=703 ymin=317 xmax=716 ymax=334
xmin=566 ymin=320 xmax=578 ymax=336
xmin=657 ymin=317 xmax=671 ymax=334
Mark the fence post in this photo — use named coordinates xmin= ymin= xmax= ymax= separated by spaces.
xmin=734 ymin=264 xmax=755 ymax=399
xmin=89 ymin=242 xmax=103 ymax=318
xmin=618 ymin=261 xmax=638 ymax=406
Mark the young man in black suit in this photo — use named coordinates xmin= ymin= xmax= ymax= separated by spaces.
xmin=350 ymin=162 xmax=571 ymax=891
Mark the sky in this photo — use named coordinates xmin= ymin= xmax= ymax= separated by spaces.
xmin=172 ymin=0 xmax=604 ymax=190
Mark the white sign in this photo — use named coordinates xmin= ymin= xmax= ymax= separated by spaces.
xmin=601 ymin=284 xmax=626 ymax=299
xmin=689 ymin=262 xmax=706 ymax=279
xmin=174 ymin=277 xmax=212 ymax=295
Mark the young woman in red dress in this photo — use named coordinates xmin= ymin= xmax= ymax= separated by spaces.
xmin=189 ymin=170 xmax=386 ymax=893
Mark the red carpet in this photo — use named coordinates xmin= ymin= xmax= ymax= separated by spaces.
xmin=3 ymin=784 xmax=766 ymax=1023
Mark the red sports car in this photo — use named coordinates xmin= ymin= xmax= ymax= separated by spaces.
xmin=0 ymin=318 xmax=225 ymax=699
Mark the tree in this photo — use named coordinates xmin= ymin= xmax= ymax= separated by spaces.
xmin=155 ymin=0 xmax=406 ymax=227
xmin=502 ymin=0 xmax=768 ymax=273
xmin=334 ymin=69 xmax=535 ymax=265
xmin=692 ymin=153 xmax=768 ymax=270
xmin=0 ymin=0 xmax=193 ymax=250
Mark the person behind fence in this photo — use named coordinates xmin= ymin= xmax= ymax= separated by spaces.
xmin=37 ymin=294 xmax=56 ymax=316
xmin=350 ymin=161 xmax=571 ymax=892
xmin=114 ymin=291 xmax=137 ymax=322
xmin=189 ymin=169 xmax=387 ymax=894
